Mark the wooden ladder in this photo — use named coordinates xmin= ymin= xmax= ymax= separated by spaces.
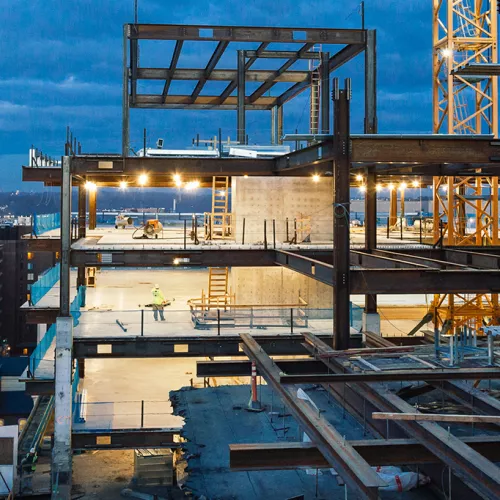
xmin=208 ymin=267 xmax=229 ymax=304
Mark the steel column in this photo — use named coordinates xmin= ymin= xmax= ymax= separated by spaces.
xmin=237 ymin=50 xmax=246 ymax=144
xmin=77 ymin=182 xmax=86 ymax=239
xmin=364 ymin=30 xmax=377 ymax=134
xmin=122 ymin=25 xmax=130 ymax=157
xmin=364 ymin=167 xmax=377 ymax=314
xmin=59 ymin=156 xmax=71 ymax=316
xmin=332 ymin=80 xmax=351 ymax=350
xmin=277 ymin=105 xmax=283 ymax=144
xmin=271 ymin=106 xmax=278 ymax=145
xmin=320 ymin=52 xmax=330 ymax=134
xmin=88 ymin=189 xmax=96 ymax=231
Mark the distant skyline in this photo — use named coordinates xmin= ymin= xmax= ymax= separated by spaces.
xmin=1 ymin=0 xmax=432 ymax=189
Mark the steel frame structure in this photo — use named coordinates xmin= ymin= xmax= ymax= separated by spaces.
xmin=122 ymin=23 xmax=375 ymax=154
xmin=21 ymin=22 xmax=500 ymax=500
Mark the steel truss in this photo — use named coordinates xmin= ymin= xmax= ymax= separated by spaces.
xmin=432 ymin=1 xmax=499 ymax=334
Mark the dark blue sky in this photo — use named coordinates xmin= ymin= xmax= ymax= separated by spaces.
xmin=1 ymin=0 xmax=431 ymax=189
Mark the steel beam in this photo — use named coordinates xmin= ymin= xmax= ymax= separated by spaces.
xmin=240 ymin=333 xmax=385 ymax=499
xmin=71 ymin=156 xmax=275 ymax=176
xmin=244 ymin=50 xmax=321 ymax=59
xmin=333 ymin=80 xmax=351 ymax=350
xmin=72 ymin=334 xmax=356 ymax=360
xmin=131 ymin=24 xmax=366 ymax=44
xmin=229 ymin=436 xmax=500 ymax=470
xmin=351 ymin=136 xmax=500 ymax=164
xmin=196 ymin=359 xmax=329 ymax=377
xmin=139 ymin=68 xmax=310 ymax=82
xmin=279 ymin=368 xmax=500 ymax=384
xmin=191 ymin=41 xmax=229 ymax=101
xmin=72 ymin=430 xmax=179 ymax=450
xmin=162 ymin=40 xmax=183 ymax=97
xmin=133 ymin=94 xmax=278 ymax=109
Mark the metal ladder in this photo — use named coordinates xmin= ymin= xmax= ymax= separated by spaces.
xmin=309 ymin=44 xmax=322 ymax=135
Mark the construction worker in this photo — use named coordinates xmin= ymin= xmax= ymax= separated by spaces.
xmin=151 ymin=284 xmax=166 ymax=321
xmin=20 ymin=448 xmax=37 ymax=492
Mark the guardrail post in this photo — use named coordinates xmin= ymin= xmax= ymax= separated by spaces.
xmin=217 ymin=309 xmax=221 ymax=336
xmin=264 ymin=220 xmax=267 ymax=250
xmin=141 ymin=309 xmax=144 ymax=336
xmin=387 ymin=216 xmax=390 ymax=239
xmin=184 ymin=220 xmax=187 ymax=249
xmin=290 ymin=308 xmax=294 ymax=334
xmin=141 ymin=400 xmax=144 ymax=428
xmin=242 ymin=217 xmax=246 ymax=245
xmin=400 ymin=217 xmax=403 ymax=240
xmin=286 ymin=217 xmax=289 ymax=242
xmin=273 ymin=219 xmax=276 ymax=249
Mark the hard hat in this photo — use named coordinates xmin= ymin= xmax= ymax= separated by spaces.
xmin=154 ymin=284 xmax=160 ymax=289
xmin=30 ymin=448 xmax=35 ymax=454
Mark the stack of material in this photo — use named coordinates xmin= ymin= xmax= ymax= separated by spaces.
xmin=133 ymin=449 xmax=174 ymax=487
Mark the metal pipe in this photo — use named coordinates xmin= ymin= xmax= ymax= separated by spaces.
xmin=242 ymin=217 xmax=246 ymax=245
xmin=273 ymin=219 xmax=276 ymax=249
xmin=264 ymin=219 xmax=268 ymax=250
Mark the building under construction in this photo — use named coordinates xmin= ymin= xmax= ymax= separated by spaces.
xmin=3 ymin=2 xmax=500 ymax=499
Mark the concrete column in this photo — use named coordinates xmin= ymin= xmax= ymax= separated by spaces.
xmin=53 ymin=155 xmax=73 ymax=499
xmin=52 ymin=316 xmax=73 ymax=499
xmin=362 ymin=312 xmax=381 ymax=335
xmin=88 ymin=189 xmax=97 ymax=230
xmin=237 ymin=50 xmax=246 ymax=145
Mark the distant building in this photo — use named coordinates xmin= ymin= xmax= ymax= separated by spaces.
xmin=0 ymin=226 xmax=56 ymax=355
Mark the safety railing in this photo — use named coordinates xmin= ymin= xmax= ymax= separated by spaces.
xmin=28 ymin=286 xmax=85 ymax=378
xmin=74 ymin=303 xmax=362 ymax=338
xmin=30 ymin=263 xmax=60 ymax=305
xmin=28 ymin=323 xmax=56 ymax=377
xmin=72 ymin=400 xmax=178 ymax=430
xmin=33 ymin=212 xmax=61 ymax=235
